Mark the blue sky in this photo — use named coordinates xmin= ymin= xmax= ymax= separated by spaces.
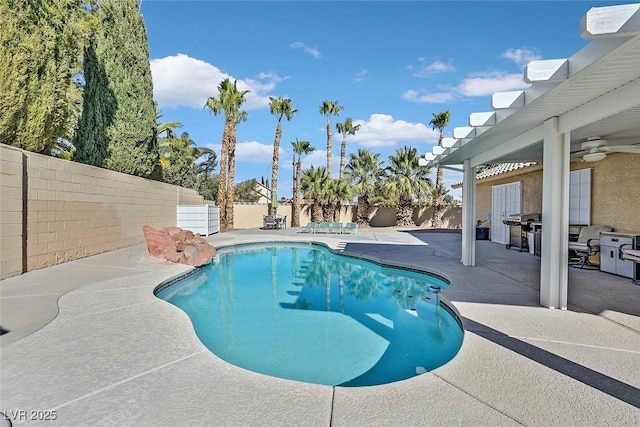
xmin=140 ymin=0 xmax=622 ymax=199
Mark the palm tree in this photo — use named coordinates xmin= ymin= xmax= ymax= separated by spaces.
xmin=204 ymin=79 xmax=249 ymax=230
xmin=345 ymin=149 xmax=384 ymax=225
xmin=322 ymin=178 xmax=353 ymax=222
xmin=319 ymin=100 xmax=343 ymax=177
xmin=291 ymin=138 xmax=315 ymax=227
xmin=302 ymin=165 xmax=329 ymax=223
xmin=382 ymin=146 xmax=432 ymax=227
xmin=156 ymin=106 xmax=183 ymax=139
xmin=428 ymin=110 xmax=450 ymax=228
xmin=336 ymin=117 xmax=361 ymax=180
xmin=268 ymin=97 xmax=298 ymax=215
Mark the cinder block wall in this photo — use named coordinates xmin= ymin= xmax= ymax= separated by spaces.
xmin=0 ymin=143 xmax=203 ymax=279
xmin=231 ymin=204 xmax=462 ymax=229
xmin=0 ymin=146 xmax=25 ymax=279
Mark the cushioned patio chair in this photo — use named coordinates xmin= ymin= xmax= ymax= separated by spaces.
xmin=316 ymin=222 xmax=331 ymax=234
xmin=298 ymin=222 xmax=318 ymax=234
xmin=263 ymin=215 xmax=277 ymax=230
xmin=328 ymin=222 xmax=343 ymax=234
xmin=568 ymin=225 xmax=613 ymax=269
xmin=342 ymin=222 xmax=358 ymax=235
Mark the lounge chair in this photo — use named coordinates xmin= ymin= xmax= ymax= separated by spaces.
xmin=316 ymin=222 xmax=331 ymax=234
xmin=568 ymin=225 xmax=613 ymax=269
xmin=329 ymin=222 xmax=343 ymax=234
xmin=342 ymin=222 xmax=358 ymax=235
xmin=298 ymin=222 xmax=318 ymax=234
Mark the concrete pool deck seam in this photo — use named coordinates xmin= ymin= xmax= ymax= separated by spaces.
xmin=47 ymin=350 xmax=209 ymax=412
xmin=430 ymin=370 xmax=527 ymax=426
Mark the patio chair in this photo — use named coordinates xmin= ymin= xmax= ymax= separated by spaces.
xmin=298 ymin=222 xmax=318 ymax=234
xmin=263 ymin=215 xmax=277 ymax=230
xmin=342 ymin=222 xmax=358 ymax=235
xmin=329 ymin=222 xmax=343 ymax=234
xmin=568 ymin=225 xmax=613 ymax=269
xmin=316 ymin=222 xmax=331 ymax=234
xmin=619 ymin=244 xmax=640 ymax=284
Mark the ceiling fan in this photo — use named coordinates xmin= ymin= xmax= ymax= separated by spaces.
xmin=570 ymin=137 xmax=640 ymax=162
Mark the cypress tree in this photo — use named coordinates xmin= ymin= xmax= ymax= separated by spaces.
xmin=77 ymin=0 xmax=159 ymax=178
xmin=0 ymin=0 xmax=86 ymax=153
xmin=73 ymin=41 xmax=112 ymax=166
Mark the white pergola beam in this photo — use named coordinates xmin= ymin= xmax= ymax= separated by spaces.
xmin=432 ymin=146 xmax=445 ymax=155
xmin=469 ymin=112 xmax=496 ymax=127
xmin=524 ymin=59 xmax=569 ymax=83
xmin=580 ymin=3 xmax=640 ymax=39
xmin=453 ymin=127 xmax=476 ymax=139
xmin=442 ymin=137 xmax=457 ymax=148
xmin=492 ymin=91 xmax=525 ymax=109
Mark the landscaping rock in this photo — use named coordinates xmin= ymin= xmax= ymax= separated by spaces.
xmin=142 ymin=225 xmax=216 ymax=266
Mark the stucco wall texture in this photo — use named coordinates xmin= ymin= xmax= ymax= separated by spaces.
xmin=474 ymin=153 xmax=639 ymax=233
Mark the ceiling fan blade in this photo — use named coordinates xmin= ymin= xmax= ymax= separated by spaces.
xmin=602 ymin=145 xmax=640 ymax=154
xmin=570 ymin=149 xmax=588 ymax=156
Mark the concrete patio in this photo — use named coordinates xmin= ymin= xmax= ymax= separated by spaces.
xmin=1 ymin=228 xmax=639 ymax=426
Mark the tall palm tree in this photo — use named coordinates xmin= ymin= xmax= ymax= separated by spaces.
xmin=382 ymin=146 xmax=432 ymax=227
xmin=204 ymin=78 xmax=249 ymax=230
xmin=345 ymin=149 xmax=384 ymax=225
xmin=429 ymin=110 xmax=450 ymax=228
xmin=291 ymin=138 xmax=315 ymax=227
xmin=302 ymin=165 xmax=329 ymax=223
xmin=268 ymin=97 xmax=298 ymax=215
xmin=319 ymin=100 xmax=343 ymax=177
xmin=336 ymin=117 xmax=361 ymax=180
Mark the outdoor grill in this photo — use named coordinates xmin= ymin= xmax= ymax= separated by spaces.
xmin=503 ymin=213 xmax=541 ymax=252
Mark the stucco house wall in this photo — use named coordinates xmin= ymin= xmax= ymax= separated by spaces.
xmin=471 ymin=153 xmax=639 ymax=233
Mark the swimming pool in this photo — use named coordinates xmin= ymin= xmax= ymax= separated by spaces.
xmin=155 ymin=242 xmax=464 ymax=387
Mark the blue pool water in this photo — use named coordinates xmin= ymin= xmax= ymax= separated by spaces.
xmin=155 ymin=243 xmax=464 ymax=387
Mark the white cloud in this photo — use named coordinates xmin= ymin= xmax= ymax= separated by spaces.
xmin=501 ymin=47 xmax=542 ymax=67
xmin=402 ymin=89 xmax=456 ymax=104
xmin=456 ymin=71 xmax=529 ymax=97
xmin=404 ymin=70 xmax=529 ymax=104
xmin=150 ymin=53 xmax=285 ymax=110
xmin=409 ymin=58 xmax=456 ymax=78
xmin=354 ymin=68 xmax=368 ymax=83
xmin=304 ymin=149 xmax=329 ymax=169
xmin=350 ymin=114 xmax=438 ymax=148
xmin=289 ymin=41 xmax=322 ymax=58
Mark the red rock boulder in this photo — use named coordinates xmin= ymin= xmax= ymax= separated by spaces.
xmin=143 ymin=225 xmax=216 ymax=267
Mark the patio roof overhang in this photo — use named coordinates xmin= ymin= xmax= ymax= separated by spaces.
xmin=425 ymin=3 xmax=640 ymax=311
xmin=425 ymin=3 xmax=640 ymax=169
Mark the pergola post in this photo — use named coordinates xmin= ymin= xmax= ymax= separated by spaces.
xmin=461 ymin=159 xmax=476 ymax=266
xmin=540 ymin=117 xmax=569 ymax=309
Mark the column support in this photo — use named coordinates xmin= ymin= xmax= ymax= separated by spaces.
xmin=540 ymin=117 xmax=570 ymax=309
xmin=461 ymin=159 xmax=476 ymax=266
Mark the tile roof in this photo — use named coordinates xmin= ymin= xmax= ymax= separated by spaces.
xmin=451 ymin=162 xmax=538 ymax=188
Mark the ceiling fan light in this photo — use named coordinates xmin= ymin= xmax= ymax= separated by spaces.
xmin=583 ymin=152 xmax=606 ymax=162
